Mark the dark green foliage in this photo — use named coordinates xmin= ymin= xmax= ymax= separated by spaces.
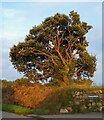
xmin=9 ymin=11 xmax=96 ymax=84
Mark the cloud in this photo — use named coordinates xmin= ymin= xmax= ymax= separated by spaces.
xmin=86 ymin=27 xmax=102 ymax=85
xmin=2 ymin=61 xmax=23 ymax=81
xmin=86 ymin=26 xmax=102 ymax=55
xmin=93 ymin=53 xmax=102 ymax=85
xmin=3 ymin=8 xmax=19 ymax=18
xmin=1 ymin=46 xmax=23 ymax=80
xmin=3 ymin=9 xmax=25 ymax=41
xmin=2 ymin=7 xmax=29 ymax=48
xmin=1 ymin=7 xmax=29 ymax=80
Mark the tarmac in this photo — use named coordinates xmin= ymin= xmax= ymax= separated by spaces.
xmin=1 ymin=111 xmax=104 ymax=120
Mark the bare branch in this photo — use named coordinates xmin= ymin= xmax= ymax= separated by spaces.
xmin=73 ymin=66 xmax=83 ymax=76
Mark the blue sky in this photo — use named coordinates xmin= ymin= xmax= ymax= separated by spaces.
xmin=1 ymin=2 xmax=102 ymax=85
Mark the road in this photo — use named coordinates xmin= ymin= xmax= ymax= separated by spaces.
xmin=1 ymin=111 xmax=44 ymax=120
xmin=1 ymin=111 xmax=103 ymax=120
xmin=41 ymin=112 xmax=103 ymax=118
xmin=28 ymin=112 xmax=103 ymax=119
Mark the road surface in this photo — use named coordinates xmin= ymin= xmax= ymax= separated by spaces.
xmin=28 ymin=112 xmax=103 ymax=119
xmin=1 ymin=111 xmax=44 ymax=120
xmin=1 ymin=111 xmax=103 ymax=120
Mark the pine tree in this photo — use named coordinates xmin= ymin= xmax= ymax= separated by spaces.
xmin=10 ymin=11 xmax=96 ymax=85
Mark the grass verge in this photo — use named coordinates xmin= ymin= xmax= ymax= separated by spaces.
xmin=1 ymin=104 xmax=50 ymax=115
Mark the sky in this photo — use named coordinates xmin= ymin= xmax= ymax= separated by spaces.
xmin=1 ymin=2 xmax=102 ymax=85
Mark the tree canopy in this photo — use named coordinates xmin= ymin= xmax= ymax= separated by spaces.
xmin=9 ymin=11 xmax=96 ymax=85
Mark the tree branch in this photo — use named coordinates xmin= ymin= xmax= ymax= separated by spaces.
xmin=65 ymin=48 xmax=70 ymax=63
xmin=56 ymin=50 xmax=66 ymax=66
xmin=33 ymin=49 xmax=58 ymax=66
xmin=73 ymin=66 xmax=83 ymax=76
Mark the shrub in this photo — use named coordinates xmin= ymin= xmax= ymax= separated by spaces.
xmin=1 ymin=79 xmax=103 ymax=114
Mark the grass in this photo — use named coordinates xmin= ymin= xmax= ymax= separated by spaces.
xmin=1 ymin=104 xmax=50 ymax=115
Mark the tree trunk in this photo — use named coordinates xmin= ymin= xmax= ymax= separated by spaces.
xmin=63 ymin=76 xmax=69 ymax=85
